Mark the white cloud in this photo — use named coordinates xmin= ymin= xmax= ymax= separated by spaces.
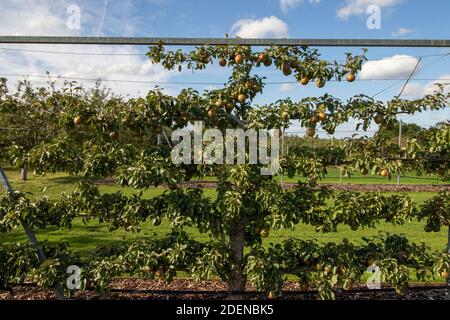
xmin=360 ymin=55 xmax=419 ymax=80
xmin=279 ymin=0 xmax=320 ymax=14
xmin=403 ymin=75 xmax=450 ymax=98
xmin=402 ymin=82 xmax=425 ymax=97
xmin=280 ymin=0 xmax=303 ymax=13
xmin=337 ymin=0 xmax=403 ymax=20
xmin=280 ymin=83 xmax=294 ymax=92
xmin=392 ymin=27 xmax=415 ymax=37
xmin=0 ymin=44 xmax=174 ymax=97
xmin=231 ymin=16 xmax=289 ymax=38
xmin=0 ymin=1 xmax=71 ymax=36
xmin=0 ymin=1 xmax=173 ymax=97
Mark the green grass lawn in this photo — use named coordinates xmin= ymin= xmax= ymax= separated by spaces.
xmin=0 ymin=165 xmax=448 ymax=260
xmin=275 ymin=167 xmax=448 ymax=185
xmin=2 ymin=166 xmax=447 ymax=201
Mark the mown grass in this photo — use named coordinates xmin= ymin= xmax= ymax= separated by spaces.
xmin=205 ymin=167 xmax=448 ymax=185
xmin=3 ymin=166 xmax=446 ymax=201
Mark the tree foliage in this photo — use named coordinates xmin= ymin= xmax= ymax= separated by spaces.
xmin=0 ymin=44 xmax=449 ymax=299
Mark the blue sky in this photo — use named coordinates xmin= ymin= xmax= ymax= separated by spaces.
xmin=0 ymin=0 xmax=448 ymax=134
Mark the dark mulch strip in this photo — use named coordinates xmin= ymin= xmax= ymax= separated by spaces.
xmin=1 ymin=279 xmax=448 ymax=300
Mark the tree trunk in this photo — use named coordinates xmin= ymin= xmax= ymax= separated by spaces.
xmin=20 ymin=166 xmax=28 ymax=181
xmin=229 ymin=215 xmax=246 ymax=298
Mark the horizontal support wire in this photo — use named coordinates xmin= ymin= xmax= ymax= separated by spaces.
xmin=0 ymin=47 xmax=449 ymax=63
xmin=1 ymin=73 xmax=449 ymax=86
xmin=0 ymin=127 xmax=381 ymax=132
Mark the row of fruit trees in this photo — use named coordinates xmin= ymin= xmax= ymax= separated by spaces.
xmin=0 ymin=43 xmax=449 ymax=299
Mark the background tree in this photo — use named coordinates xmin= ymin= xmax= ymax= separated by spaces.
xmin=376 ymin=121 xmax=424 ymax=142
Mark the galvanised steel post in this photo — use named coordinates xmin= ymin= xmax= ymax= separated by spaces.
xmin=0 ymin=166 xmax=65 ymax=299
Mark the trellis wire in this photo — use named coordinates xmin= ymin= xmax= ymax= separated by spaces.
xmin=0 ymin=46 xmax=448 ymax=61
xmin=2 ymin=73 xmax=450 ymax=86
